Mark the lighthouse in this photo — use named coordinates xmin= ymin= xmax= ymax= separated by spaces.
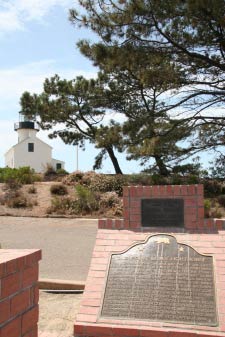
xmin=5 ymin=113 xmax=65 ymax=173
xmin=15 ymin=114 xmax=40 ymax=143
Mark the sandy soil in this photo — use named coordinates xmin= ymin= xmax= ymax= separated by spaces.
xmin=0 ymin=182 xmax=75 ymax=217
xmin=39 ymin=291 xmax=82 ymax=337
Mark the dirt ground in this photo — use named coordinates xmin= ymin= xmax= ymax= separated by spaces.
xmin=39 ymin=291 xmax=82 ymax=337
xmin=0 ymin=182 xmax=51 ymax=217
xmin=0 ymin=182 xmax=77 ymax=217
xmin=0 ymin=181 xmax=122 ymax=218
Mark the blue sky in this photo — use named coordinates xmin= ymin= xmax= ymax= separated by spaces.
xmin=0 ymin=0 xmax=144 ymax=173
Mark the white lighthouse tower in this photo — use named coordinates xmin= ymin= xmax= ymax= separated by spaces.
xmin=15 ymin=114 xmax=39 ymax=143
xmin=5 ymin=114 xmax=65 ymax=173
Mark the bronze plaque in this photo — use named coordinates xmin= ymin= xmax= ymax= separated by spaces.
xmin=101 ymin=235 xmax=217 ymax=326
xmin=141 ymin=199 xmax=184 ymax=227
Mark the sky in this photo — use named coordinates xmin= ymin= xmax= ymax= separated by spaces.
xmin=0 ymin=1 xmax=219 ymax=174
xmin=0 ymin=0 xmax=143 ymax=173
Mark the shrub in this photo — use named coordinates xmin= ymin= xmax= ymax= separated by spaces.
xmin=88 ymin=174 xmax=127 ymax=196
xmin=0 ymin=167 xmax=39 ymax=185
xmin=217 ymin=195 xmax=225 ymax=208
xmin=62 ymin=171 xmax=127 ymax=196
xmin=99 ymin=191 xmax=121 ymax=208
xmin=75 ymin=184 xmax=99 ymax=213
xmin=113 ymin=203 xmax=123 ymax=216
xmin=204 ymin=180 xmax=224 ymax=197
xmin=48 ymin=196 xmax=75 ymax=215
xmin=17 ymin=167 xmax=38 ymax=184
xmin=126 ymin=174 xmax=151 ymax=186
xmin=28 ymin=185 xmax=37 ymax=194
xmin=150 ymin=174 xmax=169 ymax=185
xmin=3 ymin=179 xmax=21 ymax=191
xmin=186 ymin=175 xmax=199 ymax=184
xmin=210 ymin=207 xmax=222 ymax=218
xmin=204 ymin=198 xmax=223 ymax=219
xmin=62 ymin=171 xmax=84 ymax=185
xmin=44 ymin=164 xmax=56 ymax=175
xmin=2 ymin=189 xmax=29 ymax=208
xmin=56 ymin=168 xmax=69 ymax=175
xmin=48 ymin=185 xmax=100 ymax=215
xmin=7 ymin=195 xmax=28 ymax=208
xmin=99 ymin=191 xmax=123 ymax=216
xmin=50 ymin=184 xmax=68 ymax=195
xmin=204 ymin=199 xmax=211 ymax=218
xmin=170 ymin=174 xmax=183 ymax=185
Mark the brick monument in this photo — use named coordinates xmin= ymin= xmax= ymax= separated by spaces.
xmin=0 ymin=249 xmax=41 ymax=337
xmin=74 ymin=185 xmax=225 ymax=337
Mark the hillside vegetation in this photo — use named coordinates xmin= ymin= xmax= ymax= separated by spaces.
xmin=0 ymin=167 xmax=224 ymax=218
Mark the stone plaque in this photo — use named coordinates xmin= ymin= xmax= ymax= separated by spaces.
xmin=101 ymin=234 xmax=217 ymax=326
xmin=141 ymin=198 xmax=184 ymax=227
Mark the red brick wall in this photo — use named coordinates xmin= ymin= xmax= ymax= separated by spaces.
xmin=123 ymin=185 xmax=204 ymax=230
xmin=98 ymin=217 xmax=225 ymax=231
xmin=0 ymin=249 xmax=41 ymax=337
xmin=99 ymin=185 xmax=218 ymax=231
xmin=74 ymin=229 xmax=225 ymax=337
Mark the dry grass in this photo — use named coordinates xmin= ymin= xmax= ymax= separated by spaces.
xmin=0 ymin=182 xmax=123 ymax=218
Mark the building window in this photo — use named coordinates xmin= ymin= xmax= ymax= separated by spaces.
xmin=56 ymin=163 xmax=62 ymax=170
xmin=28 ymin=143 xmax=34 ymax=152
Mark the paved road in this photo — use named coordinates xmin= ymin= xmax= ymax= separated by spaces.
xmin=0 ymin=216 xmax=98 ymax=281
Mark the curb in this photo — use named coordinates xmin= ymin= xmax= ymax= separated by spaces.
xmin=0 ymin=214 xmax=99 ymax=220
xmin=38 ymin=278 xmax=85 ymax=291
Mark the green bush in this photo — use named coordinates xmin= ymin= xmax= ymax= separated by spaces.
xmin=204 ymin=199 xmax=211 ymax=218
xmin=170 ymin=174 xmax=183 ymax=185
xmin=204 ymin=199 xmax=211 ymax=209
xmin=56 ymin=168 xmax=69 ymax=175
xmin=150 ymin=174 xmax=169 ymax=185
xmin=48 ymin=196 xmax=75 ymax=215
xmin=0 ymin=167 xmax=39 ymax=185
xmin=75 ymin=184 xmax=99 ymax=213
xmin=50 ymin=184 xmax=68 ymax=195
xmin=186 ymin=175 xmax=199 ymax=184
xmin=126 ymin=174 xmax=151 ymax=186
xmin=49 ymin=185 xmax=99 ymax=215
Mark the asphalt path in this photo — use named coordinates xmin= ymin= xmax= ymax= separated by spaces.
xmin=0 ymin=216 xmax=98 ymax=281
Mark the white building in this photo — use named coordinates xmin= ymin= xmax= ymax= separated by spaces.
xmin=5 ymin=117 xmax=65 ymax=173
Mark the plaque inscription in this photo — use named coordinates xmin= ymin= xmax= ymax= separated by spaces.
xmin=141 ymin=198 xmax=184 ymax=227
xmin=101 ymin=235 xmax=217 ymax=326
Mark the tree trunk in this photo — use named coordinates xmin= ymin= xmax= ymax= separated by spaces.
xmin=106 ymin=146 xmax=123 ymax=174
xmin=154 ymin=155 xmax=170 ymax=176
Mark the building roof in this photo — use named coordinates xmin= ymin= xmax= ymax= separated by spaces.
xmin=52 ymin=158 xmax=65 ymax=164
xmin=4 ymin=135 xmax=52 ymax=156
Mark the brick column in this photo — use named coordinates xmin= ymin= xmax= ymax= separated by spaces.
xmin=123 ymin=185 xmax=204 ymax=230
xmin=0 ymin=249 xmax=41 ymax=337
